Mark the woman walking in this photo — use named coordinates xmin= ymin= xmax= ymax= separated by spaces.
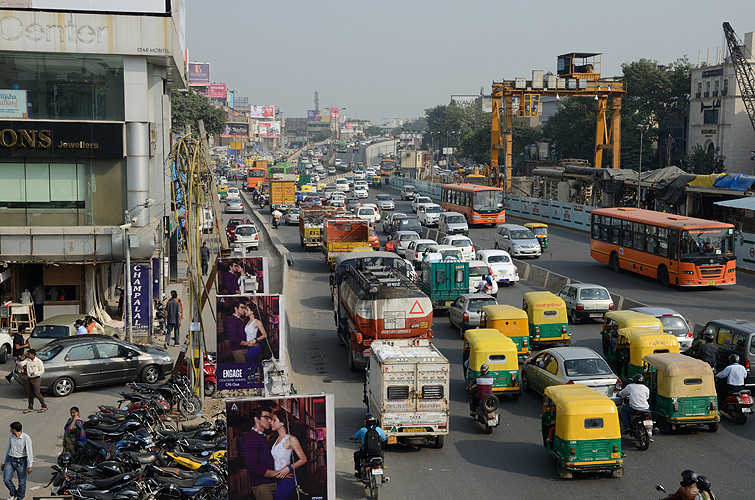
xmin=62 ymin=407 xmax=86 ymax=455
xmin=270 ymin=410 xmax=307 ymax=500
xmin=244 ymin=306 xmax=268 ymax=363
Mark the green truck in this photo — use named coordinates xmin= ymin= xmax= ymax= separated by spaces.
xmin=420 ymin=260 xmax=469 ymax=311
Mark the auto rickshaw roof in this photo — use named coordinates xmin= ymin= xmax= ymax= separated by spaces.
xmin=605 ymin=310 xmax=663 ymax=328
xmin=523 ymin=291 xmax=564 ymax=308
xmin=481 ymin=304 xmax=528 ymax=320
xmin=618 ymin=328 xmax=680 ymax=365
xmin=643 ymin=353 xmax=713 ymax=375
xmin=464 ymin=329 xmax=518 ymax=351
xmin=644 ymin=353 xmax=717 ymax=398
xmin=544 ymin=385 xmax=618 ymax=416
xmin=523 ymin=222 xmax=548 ymax=228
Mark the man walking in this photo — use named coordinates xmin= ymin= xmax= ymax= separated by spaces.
xmin=1 ymin=421 xmax=34 ymax=500
xmin=165 ymin=290 xmax=183 ymax=347
xmin=240 ymin=407 xmax=280 ymax=500
xmin=201 ymin=242 xmax=211 ymax=276
xmin=74 ymin=319 xmax=87 ymax=335
xmin=21 ymin=350 xmax=47 ymax=413
xmin=5 ymin=328 xmax=28 ymax=384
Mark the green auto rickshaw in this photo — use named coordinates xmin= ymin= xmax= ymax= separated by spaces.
xmin=372 ymin=175 xmax=382 ymax=188
xmin=463 ymin=329 xmax=520 ymax=400
xmin=522 ymin=291 xmax=570 ymax=348
xmin=611 ymin=327 xmax=679 ymax=383
xmin=480 ymin=304 xmax=530 ymax=358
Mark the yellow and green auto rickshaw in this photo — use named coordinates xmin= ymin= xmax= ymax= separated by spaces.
xmin=611 ymin=327 xmax=680 ymax=383
xmin=524 ymin=222 xmax=549 ymax=250
xmin=372 ymin=175 xmax=382 ymax=188
xmin=463 ymin=329 xmax=520 ymax=400
xmin=522 ymin=291 xmax=570 ymax=348
xmin=217 ymin=184 xmax=229 ymax=198
xmin=542 ymin=384 xmax=623 ymax=479
xmin=601 ymin=310 xmax=663 ymax=358
xmin=643 ymin=353 xmax=720 ymax=433
xmin=480 ymin=304 xmax=530 ymax=358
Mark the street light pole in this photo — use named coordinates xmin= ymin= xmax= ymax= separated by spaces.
xmin=636 ymin=124 xmax=648 ymax=207
xmin=123 ymin=210 xmax=133 ymax=344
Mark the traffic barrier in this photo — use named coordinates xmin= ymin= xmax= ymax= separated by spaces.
xmin=545 ymin=273 xmax=571 ymax=294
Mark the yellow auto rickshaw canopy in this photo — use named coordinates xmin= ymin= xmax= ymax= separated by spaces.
xmin=617 ymin=328 xmax=680 ymax=366
xmin=604 ymin=311 xmax=663 ymax=331
xmin=523 ymin=291 xmax=566 ymax=325
xmin=464 ymin=329 xmax=519 ymax=371
xmin=643 ymin=353 xmax=717 ymax=398
xmin=481 ymin=304 xmax=528 ymax=336
xmin=544 ymin=384 xmax=621 ymax=440
xmin=523 ymin=222 xmax=548 ymax=229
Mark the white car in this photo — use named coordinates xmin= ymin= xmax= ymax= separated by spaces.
xmin=467 ymin=260 xmax=493 ymax=293
xmin=335 ymin=178 xmax=350 ymax=192
xmin=356 ymin=206 xmax=378 ymax=224
xmin=334 ymin=159 xmax=342 ymax=166
xmin=355 ymin=181 xmax=370 ymax=192
xmin=390 ymin=231 xmax=420 ymax=256
xmin=412 ymin=196 xmax=433 ymax=213
xmin=400 ymin=185 xmax=417 ymax=200
xmin=440 ymin=235 xmax=475 ymax=261
xmin=417 ymin=203 xmax=443 ymax=226
xmin=405 ymin=239 xmax=438 ymax=267
xmin=475 ymin=249 xmax=519 ymax=285
xmin=354 ymin=170 xmax=366 ymax=180
xmin=233 ymin=224 xmax=259 ymax=252
xmin=226 ymin=187 xmax=240 ymax=198
xmin=375 ymin=194 xmax=394 ymax=211
xmin=362 ymin=203 xmax=381 ymax=222
xmin=354 ymin=186 xmax=369 ymax=198
xmin=422 ymin=244 xmax=464 ymax=263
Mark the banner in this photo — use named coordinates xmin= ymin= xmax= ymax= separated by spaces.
xmin=217 ymin=257 xmax=269 ymax=295
xmin=188 ymin=62 xmax=210 ymax=84
xmin=0 ymin=90 xmax=29 ymax=119
xmin=330 ymin=107 xmax=339 ymax=123
xmin=340 ymin=122 xmax=354 ymax=131
xmin=249 ymin=105 xmax=275 ymax=118
xmin=258 ymin=121 xmax=281 ymax=138
xmin=221 ymin=122 xmax=249 ymax=138
xmin=128 ymin=263 xmax=152 ymax=336
xmin=234 ymin=96 xmax=249 ymax=110
xmin=307 ymin=109 xmax=330 ymax=123
xmin=227 ymin=395 xmax=335 ymax=500
xmin=216 ymin=294 xmax=284 ymax=390
xmin=207 ymin=83 xmax=226 ymax=98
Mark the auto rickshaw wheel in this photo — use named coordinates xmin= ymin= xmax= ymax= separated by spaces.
xmin=556 ymin=462 xmax=572 ymax=479
xmin=708 ymin=422 xmax=719 ymax=432
xmin=611 ymin=466 xmax=624 ymax=478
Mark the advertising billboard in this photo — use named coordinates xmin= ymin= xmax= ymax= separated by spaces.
xmin=330 ymin=107 xmax=339 ymax=123
xmin=217 ymin=257 xmax=269 ymax=295
xmin=307 ymin=109 xmax=330 ymax=123
xmin=258 ymin=121 xmax=281 ymax=139
xmin=221 ymin=122 xmax=250 ymax=138
xmin=216 ymin=294 xmax=285 ymax=390
xmin=234 ymin=96 xmax=249 ymax=110
xmin=0 ymin=90 xmax=29 ymax=119
xmin=227 ymin=394 xmax=335 ymax=500
xmin=207 ymin=83 xmax=226 ymax=99
xmin=249 ymin=105 xmax=275 ymax=118
xmin=127 ymin=263 xmax=152 ymax=336
xmin=188 ymin=62 xmax=210 ymax=84
xmin=340 ymin=122 xmax=354 ymax=131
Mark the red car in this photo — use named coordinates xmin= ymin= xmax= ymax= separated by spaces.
xmin=368 ymin=227 xmax=380 ymax=250
xmin=226 ymin=217 xmax=252 ymax=242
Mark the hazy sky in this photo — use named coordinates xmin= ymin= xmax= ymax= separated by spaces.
xmin=187 ymin=0 xmax=751 ymax=123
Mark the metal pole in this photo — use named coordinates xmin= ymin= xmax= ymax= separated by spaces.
xmin=637 ymin=125 xmax=647 ymax=207
xmin=124 ymin=210 xmax=133 ymax=344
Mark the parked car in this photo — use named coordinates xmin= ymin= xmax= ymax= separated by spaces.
xmin=233 ymin=224 xmax=260 ymax=252
xmin=12 ymin=335 xmax=173 ymax=397
xmin=390 ymin=230 xmax=420 ymax=256
xmin=438 ymin=212 xmax=468 ymax=236
xmin=449 ymin=293 xmax=499 ymax=335
xmin=383 ymin=212 xmax=407 ymax=235
xmin=467 ymin=260 xmax=493 ymax=293
xmin=417 ymin=203 xmax=443 ymax=226
xmin=224 ymin=197 xmax=244 ymax=214
xmin=395 ymin=216 xmax=422 ymax=236
xmin=494 ymin=224 xmax=541 ymax=258
xmin=0 ymin=330 xmax=13 ymax=363
xmin=520 ymin=347 xmax=622 ymax=399
xmin=356 ymin=206 xmax=379 ymax=224
xmin=475 ymin=249 xmax=519 ymax=285
xmin=440 ymin=235 xmax=475 ymax=261
xmin=27 ymin=315 xmax=120 ymax=351
xmin=558 ymin=283 xmax=614 ymax=325
xmin=630 ymin=307 xmax=692 ymax=351
xmin=699 ymin=319 xmax=755 ymax=384
xmin=375 ymin=194 xmax=395 ymax=211
xmin=283 ymin=208 xmax=300 ymax=225
xmin=405 ymin=239 xmax=438 ymax=268
xmin=412 ymin=196 xmax=433 ymax=213
xmin=400 ymin=185 xmax=417 ymax=200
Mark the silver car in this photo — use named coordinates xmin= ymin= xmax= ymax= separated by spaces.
xmin=375 ymin=194 xmax=395 ymax=211
xmin=448 ymin=293 xmax=498 ymax=336
xmin=630 ymin=307 xmax=693 ymax=351
xmin=13 ymin=334 xmax=173 ymax=397
xmin=520 ymin=347 xmax=621 ymax=399
xmin=494 ymin=224 xmax=541 ymax=258
xmin=224 ymin=197 xmax=244 ymax=214
xmin=557 ymin=283 xmax=614 ymax=325
xmin=283 ymin=208 xmax=300 ymax=225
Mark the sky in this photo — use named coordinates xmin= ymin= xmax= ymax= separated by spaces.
xmin=186 ymin=0 xmax=752 ymax=124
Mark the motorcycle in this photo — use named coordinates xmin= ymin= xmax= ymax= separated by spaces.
xmin=622 ymin=400 xmax=654 ymax=450
xmin=272 ymin=212 xmax=281 ymax=229
xmin=470 ymin=394 xmax=500 ymax=434
xmin=353 ymin=441 xmax=388 ymax=500
xmin=719 ymin=387 xmax=754 ymax=424
xmin=179 ymin=354 xmax=217 ymax=397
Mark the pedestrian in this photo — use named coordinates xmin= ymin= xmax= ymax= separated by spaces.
xmin=2 ymin=421 xmax=34 ymax=500
xmin=85 ymin=316 xmax=104 ymax=335
xmin=165 ymin=290 xmax=183 ymax=347
xmin=5 ymin=328 xmax=29 ymax=384
xmin=20 ymin=349 xmax=47 ymax=413
xmin=62 ymin=407 xmax=86 ymax=456
xmin=74 ymin=319 xmax=87 ymax=335
xmin=201 ymin=242 xmax=211 ymax=276
xmin=32 ymin=284 xmax=45 ymax=323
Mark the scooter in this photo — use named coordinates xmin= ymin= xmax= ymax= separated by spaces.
xmin=470 ymin=394 xmax=500 ymax=434
xmin=622 ymin=400 xmax=654 ymax=450
xmin=719 ymin=388 xmax=754 ymax=424
xmin=272 ymin=213 xmax=281 ymax=229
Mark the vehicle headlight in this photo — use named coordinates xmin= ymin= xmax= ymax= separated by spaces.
xmin=161 ymin=355 xmax=172 ymax=362
xmin=513 ymin=244 xmax=520 ymax=249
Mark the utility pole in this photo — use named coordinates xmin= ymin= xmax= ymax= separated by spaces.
xmin=123 ymin=211 xmax=132 ymax=344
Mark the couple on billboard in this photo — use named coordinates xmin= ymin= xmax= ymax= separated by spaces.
xmin=226 ymin=299 xmax=268 ymax=364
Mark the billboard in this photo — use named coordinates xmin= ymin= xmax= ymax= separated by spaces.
xmin=127 ymin=264 xmax=152 ymax=336
xmin=227 ymin=395 xmax=335 ymax=500
xmin=249 ymin=105 xmax=275 ymax=118
xmin=234 ymin=96 xmax=249 ymax=110
xmin=330 ymin=107 xmax=339 ymax=123
xmin=221 ymin=122 xmax=250 ymax=138
xmin=3 ymin=1 xmax=170 ymax=13
xmin=207 ymin=83 xmax=226 ymax=99
xmin=307 ymin=109 xmax=330 ymax=123
xmin=188 ymin=62 xmax=210 ymax=84
xmin=216 ymin=294 xmax=285 ymax=390
xmin=340 ymin=122 xmax=354 ymax=131
xmin=217 ymin=257 xmax=269 ymax=295
xmin=0 ymin=90 xmax=29 ymax=119
xmin=258 ymin=121 xmax=281 ymax=139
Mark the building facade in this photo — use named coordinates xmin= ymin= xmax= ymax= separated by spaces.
xmin=0 ymin=3 xmax=185 ymax=322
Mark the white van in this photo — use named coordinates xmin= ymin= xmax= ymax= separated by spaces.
xmin=438 ymin=212 xmax=468 ymax=236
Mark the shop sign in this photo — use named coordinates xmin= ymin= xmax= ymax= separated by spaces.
xmin=0 ymin=90 xmax=29 ymax=119
xmin=128 ymin=264 xmax=152 ymax=336
xmin=0 ymin=120 xmax=123 ymax=158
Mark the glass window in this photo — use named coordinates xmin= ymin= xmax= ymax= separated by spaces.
xmin=703 ymin=109 xmax=719 ymax=124
xmin=473 ymin=190 xmax=503 ymax=213
xmin=488 ymin=354 xmax=506 ymax=363
xmin=683 ymin=378 xmax=702 ymax=386
xmin=96 ymin=343 xmax=128 ymax=359
xmin=584 ymin=418 xmax=604 ymax=429
xmin=30 ymin=325 xmax=68 ymax=339
xmin=564 ymin=358 xmax=612 ymax=376
xmin=610 ymin=228 xmax=620 ymax=245
xmin=544 ymin=355 xmax=559 ymax=375
xmin=621 ymin=229 xmax=633 ymax=247
xmin=716 ymin=327 xmax=733 ymax=348
xmin=66 ymin=344 xmax=96 ymax=361
xmin=633 ymin=232 xmax=644 ymax=250
xmin=697 ymin=82 xmax=702 ymax=95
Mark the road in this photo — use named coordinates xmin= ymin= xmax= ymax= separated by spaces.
xmin=276 ymin=146 xmax=752 ymax=499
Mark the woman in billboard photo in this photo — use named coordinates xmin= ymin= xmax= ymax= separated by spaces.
xmin=244 ymin=305 xmax=268 ymax=363
xmin=270 ymin=410 xmax=307 ymax=500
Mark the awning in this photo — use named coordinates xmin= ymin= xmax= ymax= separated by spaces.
xmin=713 ymin=197 xmax=755 ymax=210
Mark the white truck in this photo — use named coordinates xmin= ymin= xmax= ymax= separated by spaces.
xmin=364 ymin=339 xmax=450 ymax=448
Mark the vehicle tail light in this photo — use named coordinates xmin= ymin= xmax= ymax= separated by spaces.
xmin=515 ymin=268 xmax=519 ymax=275
xmin=570 ymin=447 xmax=576 ymax=455
xmin=608 ymin=303 xmax=614 ymax=310
xmin=562 ymin=326 xmax=568 ymax=334
xmin=566 ymin=380 xmax=574 ymax=385
xmin=614 ymin=380 xmax=623 ymax=391
xmin=745 ymin=359 xmax=751 ymax=370
xmin=576 ymin=304 xmax=584 ymax=310
xmin=523 ymin=338 xmax=528 ymax=347
xmin=489 ymin=268 xmax=494 ymax=275
xmin=686 ymin=331 xmax=692 ymax=338
xmin=673 ymin=401 xmax=679 ymax=412
xmin=613 ymin=445 xmax=619 ymax=453
xmin=534 ymin=326 xmax=540 ymax=337
xmin=463 ymin=312 xmax=469 ymax=322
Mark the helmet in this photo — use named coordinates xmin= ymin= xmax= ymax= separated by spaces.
xmin=680 ymin=469 xmax=698 ymax=487
xmin=364 ymin=413 xmax=378 ymax=429
xmin=485 ymin=276 xmax=493 ymax=284
xmin=704 ymin=331 xmax=715 ymax=340
xmin=632 ymin=374 xmax=644 ymax=385
xmin=57 ymin=452 xmax=73 ymax=468
xmin=480 ymin=364 xmax=490 ymax=374
xmin=696 ymin=475 xmax=711 ymax=491
xmin=729 ymin=354 xmax=740 ymax=364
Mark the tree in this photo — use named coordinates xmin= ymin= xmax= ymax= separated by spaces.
xmin=542 ymin=97 xmax=598 ymax=161
xmin=684 ymin=144 xmax=721 ymax=174
xmin=512 ymin=119 xmax=543 ymax=159
xmin=170 ymin=89 xmax=226 ymax=137
xmin=311 ymin=128 xmax=332 ymax=142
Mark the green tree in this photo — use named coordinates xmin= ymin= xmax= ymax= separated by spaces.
xmin=170 ymin=89 xmax=226 ymax=136
xmin=684 ymin=144 xmax=721 ymax=174
xmin=311 ymin=128 xmax=333 ymax=142
xmin=542 ymin=97 xmax=598 ymax=161
xmin=512 ymin=119 xmax=543 ymax=159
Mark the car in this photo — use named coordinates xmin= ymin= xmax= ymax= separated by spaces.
xmin=354 ymin=186 xmax=369 ymax=198
xmin=233 ymin=224 xmax=260 ymax=252
xmin=11 ymin=334 xmax=174 ymax=397
xmin=362 ymin=203 xmax=381 ymax=222
xmin=356 ymin=206 xmax=379 ymax=224
xmin=328 ymin=167 xmax=336 ymax=175
xmin=475 ymin=249 xmax=519 ymax=285
xmin=226 ymin=186 xmax=240 ymax=197
xmin=346 ymin=197 xmax=362 ymax=211
xmin=368 ymin=227 xmax=380 ymax=250
xmin=334 ymin=159 xmax=342 ymax=166
xmin=283 ymin=208 xmax=300 ymax=225
xmin=422 ymin=244 xmax=464 ymax=263
xmin=520 ymin=347 xmax=622 ymax=399
xmin=335 ymin=178 xmax=350 ymax=192
xmin=449 ymin=293 xmax=499 ymax=334
xmin=226 ymin=217 xmax=253 ymax=241
xmin=439 ymin=235 xmax=475 ymax=261
xmin=330 ymin=199 xmax=346 ymax=211
xmin=383 ymin=212 xmax=407 ymax=235
xmin=417 ymin=203 xmax=443 ymax=226
xmin=390 ymin=230 xmax=420 ymax=256
xmin=0 ymin=330 xmax=12 ymax=363
xmin=375 ymin=194 xmax=395 ymax=211
xmin=354 ymin=170 xmax=366 ymax=180
xmin=411 ymin=196 xmax=433 ymax=213
xmin=395 ymin=216 xmax=422 ymax=235
xmin=630 ymin=307 xmax=692 ymax=351
xmin=224 ymin=197 xmax=244 ymax=214
xmin=400 ymin=185 xmax=417 ymax=200
xmin=328 ymin=192 xmax=346 ymax=204
xmin=466 ymin=260 xmax=493 ymax=293
xmin=438 ymin=212 xmax=468 ymax=236
xmin=405 ymin=239 xmax=438 ymax=267
xmin=494 ymin=224 xmax=541 ymax=258
xmin=27 ymin=315 xmax=121 ymax=351
xmin=558 ymin=284 xmax=614 ymax=325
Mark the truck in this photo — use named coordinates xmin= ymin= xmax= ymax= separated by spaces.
xmin=298 ymin=207 xmax=336 ymax=249
xmin=337 ymin=265 xmax=433 ymax=371
xmin=364 ymin=339 xmax=449 ymax=448
xmin=420 ymin=260 xmax=469 ymax=311
xmin=269 ymin=179 xmax=296 ymax=210
xmin=322 ymin=218 xmax=371 ymax=268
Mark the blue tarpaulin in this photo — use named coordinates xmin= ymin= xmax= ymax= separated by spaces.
xmin=712 ymin=174 xmax=755 ymax=191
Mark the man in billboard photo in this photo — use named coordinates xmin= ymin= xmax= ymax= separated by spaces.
xmin=240 ymin=407 xmax=284 ymax=500
xmin=220 ymin=260 xmax=242 ymax=295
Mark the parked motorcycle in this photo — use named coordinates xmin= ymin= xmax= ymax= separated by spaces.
xmin=179 ymin=354 xmax=217 ymax=397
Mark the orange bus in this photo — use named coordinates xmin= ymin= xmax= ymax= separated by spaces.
xmin=590 ymin=207 xmax=736 ymax=287
xmin=440 ymin=183 xmax=505 ymax=225
xmin=246 ymin=167 xmax=266 ymax=191
xmin=379 ymin=159 xmax=395 ymax=175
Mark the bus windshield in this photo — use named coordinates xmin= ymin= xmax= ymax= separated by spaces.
xmin=473 ymin=190 xmax=504 ymax=213
xmin=680 ymin=228 xmax=735 ymax=261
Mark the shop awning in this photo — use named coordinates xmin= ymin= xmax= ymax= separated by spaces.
xmin=713 ymin=196 xmax=755 ymax=210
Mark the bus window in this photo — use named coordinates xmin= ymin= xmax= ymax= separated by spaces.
xmin=633 ymin=232 xmax=643 ymax=250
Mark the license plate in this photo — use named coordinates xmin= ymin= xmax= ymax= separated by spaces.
xmin=372 ymin=468 xmax=383 ymax=475
xmin=707 ymin=280 xmax=716 ymax=286
xmin=643 ymin=421 xmax=653 ymax=428
xmin=743 ymin=408 xmax=753 ymax=413
xmin=589 ymin=313 xmax=603 ymax=318
xmin=401 ymin=428 xmax=425 ymax=433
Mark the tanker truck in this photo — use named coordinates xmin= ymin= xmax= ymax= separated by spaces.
xmin=337 ymin=264 xmax=433 ymax=371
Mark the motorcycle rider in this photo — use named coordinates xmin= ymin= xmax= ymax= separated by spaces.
xmin=271 ymin=209 xmax=283 ymax=228
xmin=660 ymin=469 xmax=699 ymax=500
xmin=694 ymin=331 xmax=718 ymax=370
xmin=617 ymin=374 xmax=651 ymax=433
xmin=476 ymin=275 xmax=498 ymax=296
xmin=695 ymin=475 xmax=716 ymax=500
xmin=466 ymin=363 xmax=495 ymax=415
xmin=714 ymin=353 xmax=747 ymax=398
xmin=352 ymin=413 xmax=386 ymax=479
